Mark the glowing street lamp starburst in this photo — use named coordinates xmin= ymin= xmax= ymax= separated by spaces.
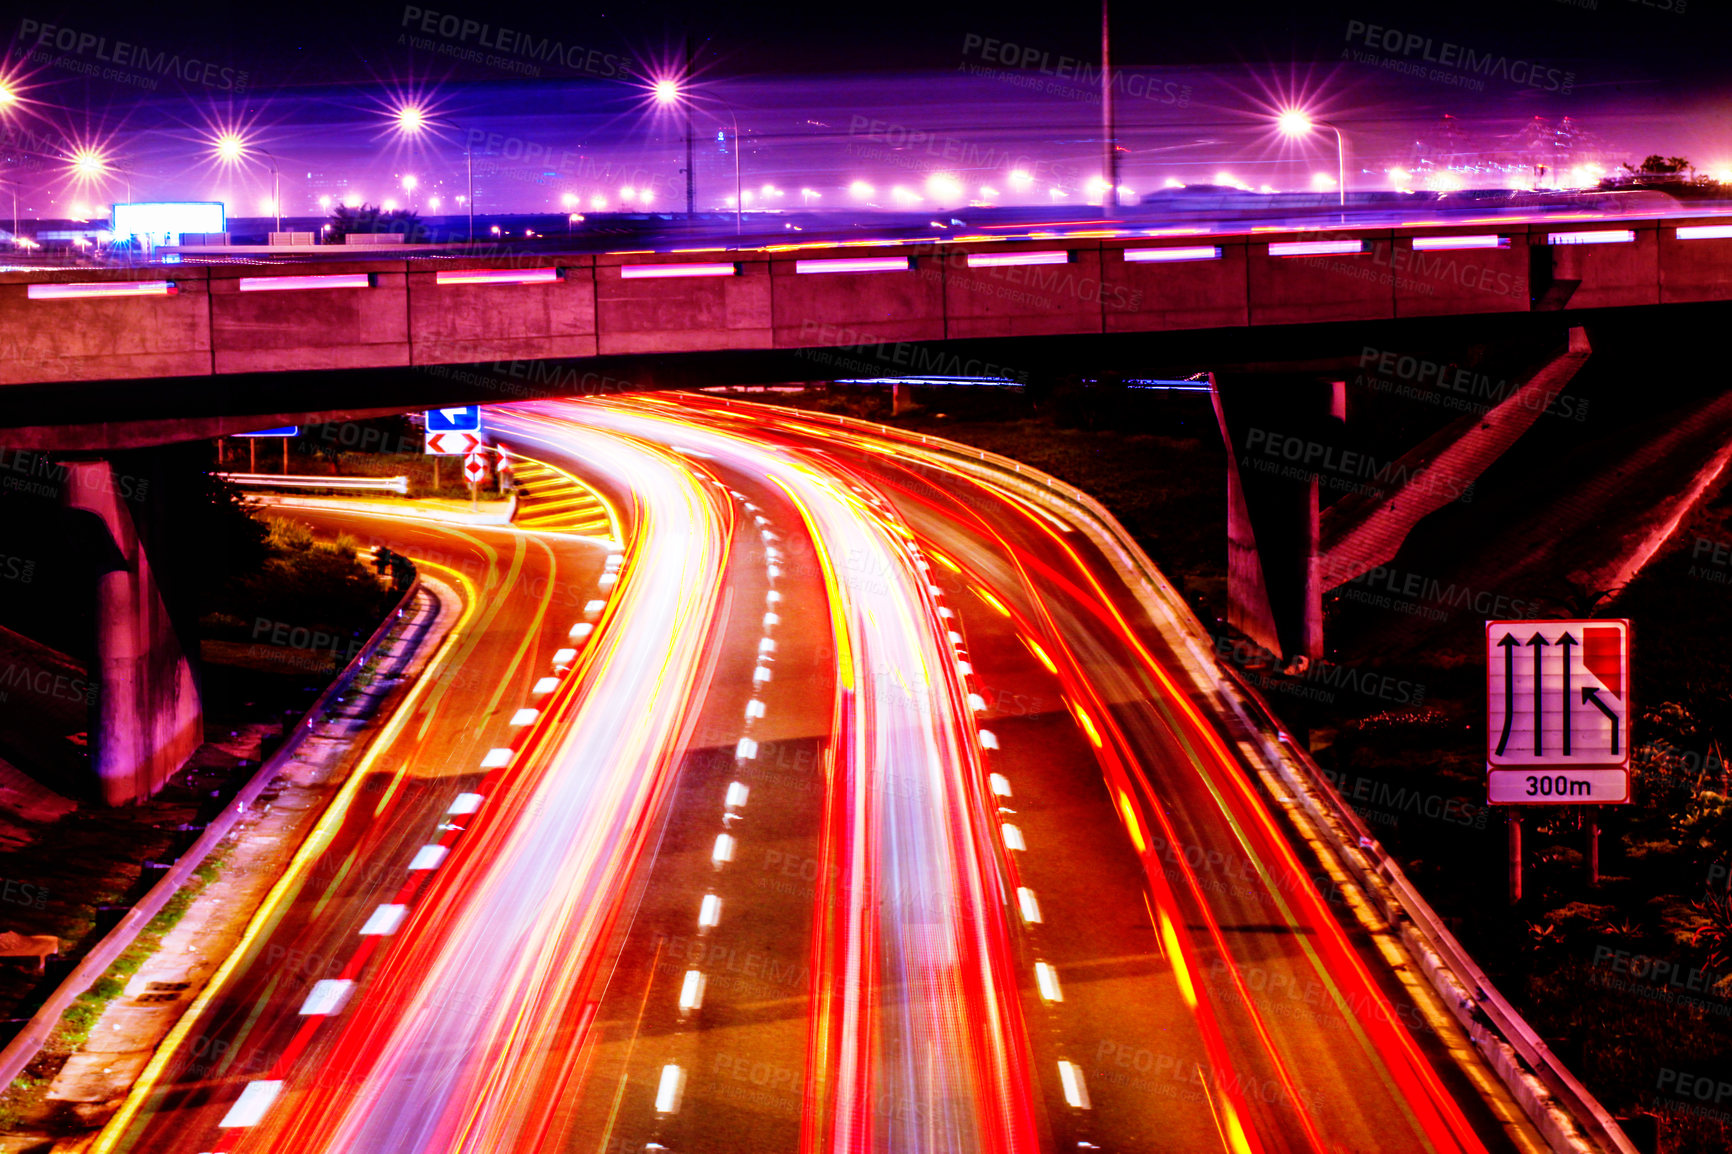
xmin=70 ymin=148 xmax=108 ymax=178
xmin=1276 ymin=109 xmax=1313 ymax=138
xmin=394 ymin=105 xmax=428 ymax=135
xmin=653 ymin=78 xmax=682 ymax=106
xmin=214 ymin=133 xmax=246 ymax=163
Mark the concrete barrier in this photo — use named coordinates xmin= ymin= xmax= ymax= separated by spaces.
xmin=1658 ymin=215 xmax=1732 ymax=303
xmin=769 ymin=246 xmax=944 ymax=348
xmin=595 ymin=252 xmax=771 ymax=354
xmin=1535 ymin=220 xmax=1660 ymax=310
xmin=407 ymin=256 xmax=597 ymax=365
xmin=1249 ymin=229 xmax=1397 ymax=326
xmin=940 ymin=242 xmax=1105 ymax=339
xmin=1103 ymin=238 xmax=1250 ymax=332
xmin=1394 ymin=229 xmax=1532 ymax=317
xmin=0 ymin=269 xmax=211 ymax=385
xmin=210 ymin=263 xmax=411 ymax=374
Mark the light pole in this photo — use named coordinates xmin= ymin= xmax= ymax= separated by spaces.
xmin=655 ymin=80 xmax=743 ymax=235
xmin=1101 ymin=0 xmax=1118 ymax=212
xmin=395 ymin=106 xmax=474 ymax=243
xmin=215 ymin=134 xmax=282 ymax=234
xmin=0 ymin=83 xmax=17 ymax=242
xmin=1277 ymin=109 xmax=1346 ymax=209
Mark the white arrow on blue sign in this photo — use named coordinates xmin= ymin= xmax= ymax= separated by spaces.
xmin=235 ymin=427 xmax=299 ymax=437
xmin=426 ymin=406 xmax=481 ymax=432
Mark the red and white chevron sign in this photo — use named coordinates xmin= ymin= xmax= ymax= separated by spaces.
xmin=424 ymin=431 xmax=482 ymax=455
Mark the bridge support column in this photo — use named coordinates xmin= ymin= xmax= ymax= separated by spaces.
xmin=61 ymin=461 xmax=201 ymax=805
xmin=1211 ymin=374 xmax=1345 ymax=668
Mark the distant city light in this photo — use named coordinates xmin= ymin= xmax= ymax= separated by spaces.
xmin=1008 ymin=168 xmax=1033 ymax=190
xmin=620 ymin=186 xmax=637 ymax=202
xmin=259 ymin=197 xmax=277 ymax=213
xmin=849 ymin=180 xmax=875 ymax=200
xmin=561 ymin=192 xmax=578 ymax=209
xmin=1048 ymin=186 xmax=1067 ymax=199
xmin=890 ymin=186 xmax=921 ymax=205
xmin=342 ymin=193 xmax=361 ymax=208
xmin=1388 ymin=167 xmax=1413 ymax=189
xmin=382 ymin=198 xmax=399 ymax=211
xmin=318 ymin=195 xmax=332 ymax=209
xmin=402 ymin=175 xmax=418 ymax=190
xmin=1163 ymin=177 xmax=1185 ymax=189
xmin=978 ymin=186 xmax=999 ymax=199
xmin=1311 ymin=173 xmax=1337 ymax=191
xmin=590 ymin=194 xmax=607 ymax=210
xmin=428 ymin=196 xmax=441 ymax=209
xmin=925 ymin=173 xmax=963 ymax=202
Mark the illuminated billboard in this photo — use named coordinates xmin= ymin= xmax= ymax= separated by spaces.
xmin=111 ymin=202 xmax=226 ymax=243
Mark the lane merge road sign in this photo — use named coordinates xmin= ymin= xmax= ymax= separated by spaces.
xmin=426 ymin=405 xmax=481 ymax=432
xmin=425 ymin=431 xmax=482 ymax=456
xmin=1486 ymin=618 xmax=1630 ymax=804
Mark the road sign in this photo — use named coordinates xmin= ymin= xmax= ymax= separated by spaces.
xmin=463 ymin=450 xmax=488 ymax=484
xmin=425 ymin=431 xmax=482 ymax=456
xmin=235 ymin=426 xmax=298 ymax=437
xmin=426 ymin=405 xmax=481 ymax=432
xmin=1486 ymin=618 xmax=1630 ymax=804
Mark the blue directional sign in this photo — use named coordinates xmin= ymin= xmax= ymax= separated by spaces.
xmin=426 ymin=406 xmax=482 ymax=432
xmin=235 ymin=426 xmax=298 ymax=437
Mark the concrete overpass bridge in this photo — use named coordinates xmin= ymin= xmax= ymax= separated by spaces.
xmin=6 ymin=211 xmax=1732 ymax=802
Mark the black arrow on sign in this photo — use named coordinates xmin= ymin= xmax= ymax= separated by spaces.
xmin=1582 ymin=687 xmax=1621 ymax=756
xmin=1495 ymin=633 xmax=1520 ymax=756
xmin=1527 ymin=633 xmax=1550 ymax=755
xmin=1558 ymin=631 xmax=1577 ymax=756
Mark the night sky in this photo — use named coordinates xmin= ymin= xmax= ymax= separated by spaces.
xmin=4 ymin=0 xmax=1730 ymax=216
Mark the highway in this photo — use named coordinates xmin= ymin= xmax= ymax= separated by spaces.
xmin=94 ymin=396 xmax=1546 ymax=1154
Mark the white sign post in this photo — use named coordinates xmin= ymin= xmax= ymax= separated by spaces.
xmin=1486 ymin=618 xmax=1631 ymax=803
xmin=1487 ymin=618 xmax=1631 ymax=903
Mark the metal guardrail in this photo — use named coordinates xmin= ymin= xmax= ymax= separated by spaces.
xmin=215 ymin=472 xmax=410 ymax=495
xmin=0 ymin=575 xmax=425 ymax=1093
xmin=694 ymin=394 xmax=1636 ymax=1154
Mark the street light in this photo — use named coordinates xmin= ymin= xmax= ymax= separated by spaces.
xmin=0 ymin=83 xmax=19 ymax=241
xmin=212 ymin=132 xmax=281 ymax=233
xmin=394 ymin=103 xmax=473 ymax=243
xmin=1277 ymin=109 xmax=1346 ymax=208
xmin=654 ymin=79 xmax=743 ymax=235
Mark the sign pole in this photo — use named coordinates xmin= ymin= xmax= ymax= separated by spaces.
xmin=1587 ymin=814 xmax=1600 ymax=886
xmin=433 ymin=456 xmax=439 ymax=490
xmin=1508 ymin=811 xmax=1523 ymax=904
xmin=250 ymin=438 xmax=257 ymax=473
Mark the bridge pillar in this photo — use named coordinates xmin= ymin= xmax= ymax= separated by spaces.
xmin=1211 ymin=374 xmax=1345 ymax=668
xmin=61 ymin=460 xmax=201 ymax=805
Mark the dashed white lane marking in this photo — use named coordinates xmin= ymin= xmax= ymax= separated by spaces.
xmin=448 ymin=792 xmax=483 ymax=815
xmin=582 ymin=599 xmax=606 ymax=619
xmin=217 ymin=1080 xmax=284 ymax=1127
xmin=1001 ymin=824 xmax=1026 ymax=851
xmin=1058 ymin=1060 xmax=1091 ymax=1109
xmin=408 ymin=845 xmax=449 ymax=871
xmin=766 ymin=590 xmax=782 ymax=604
xmin=990 ymin=773 xmax=1012 ymax=798
xmin=568 ymin=622 xmax=594 ymax=641
xmin=735 ymin=737 xmax=759 ymax=760
xmin=698 ymin=894 xmax=722 ymax=928
xmin=655 ymin=1064 xmax=687 ymax=1113
xmin=509 ymin=708 xmax=538 ymax=726
xmin=712 ymin=834 xmax=736 ymax=865
xmin=531 ymin=677 xmax=560 ymax=696
xmin=359 ymin=905 xmax=409 ymax=936
xmin=551 ymin=647 xmax=578 ymax=666
xmin=725 ymin=782 xmax=750 ymax=808
xmin=1017 ymin=888 xmax=1043 ymax=925
xmin=1034 ymin=962 xmax=1064 ymax=1003
xmin=678 ymin=970 xmax=707 ymax=1011
xmin=745 ymin=699 xmax=766 ymax=720
xmin=753 ymin=665 xmax=772 ymax=685
xmin=978 ymin=729 xmax=999 ymax=750
xmin=298 ymin=979 xmax=355 ymax=1016
xmin=967 ymin=693 xmax=986 ymax=712
xmin=480 ymin=749 xmax=513 ymax=769
xmin=763 ymin=612 xmax=780 ymax=628
xmin=758 ymin=638 xmax=777 ymax=655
